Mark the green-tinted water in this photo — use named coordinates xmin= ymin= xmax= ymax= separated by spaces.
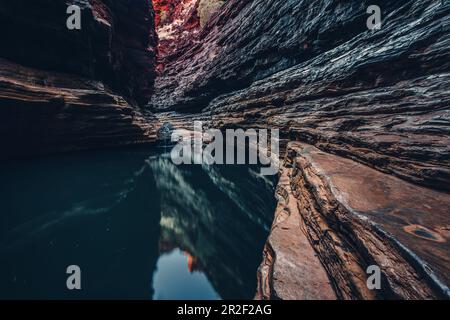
xmin=0 ymin=147 xmax=275 ymax=299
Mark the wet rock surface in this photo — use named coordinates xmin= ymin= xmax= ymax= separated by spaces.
xmin=151 ymin=0 xmax=450 ymax=299
xmin=152 ymin=0 xmax=449 ymax=191
xmin=272 ymin=142 xmax=450 ymax=299
xmin=255 ymin=165 xmax=336 ymax=300
xmin=0 ymin=0 xmax=158 ymax=158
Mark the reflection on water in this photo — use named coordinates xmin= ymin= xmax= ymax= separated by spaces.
xmin=0 ymin=147 xmax=275 ymax=299
xmin=152 ymin=249 xmax=220 ymax=300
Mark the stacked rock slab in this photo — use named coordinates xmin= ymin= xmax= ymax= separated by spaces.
xmin=257 ymin=142 xmax=449 ymax=299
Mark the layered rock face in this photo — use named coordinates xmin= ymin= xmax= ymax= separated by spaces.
xmin=152 ymin=0 xmax=225 ymax=69
xmin=258 ymin=143 xmax=450 ymax=300
xmin=0 ymin=0 xmax=158 ymax=158
xmin=152 ymin=0 xmax=450 ymax=299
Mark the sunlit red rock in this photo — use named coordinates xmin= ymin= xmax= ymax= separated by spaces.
xmin=152 ymin=0 xmax=225 ymax=68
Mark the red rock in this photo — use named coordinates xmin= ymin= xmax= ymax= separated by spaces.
xmin=269 ymin=142 xmax=450 ymax=299
xmin=256 ymin=167 xmax=337 ymax=300
xmin=152 ymin=0 xmax=225 ymax=70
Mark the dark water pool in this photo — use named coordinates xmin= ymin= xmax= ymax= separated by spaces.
xmin=0 ymin=147 xmax=276 ymax=299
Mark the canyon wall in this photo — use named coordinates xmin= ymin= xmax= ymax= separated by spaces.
xmin=0 ymin=0 xmax=158 ymax=158
xmin=153 ymin=0 xmax=225 ymax=68
xmin=153 ymin=0 xmax=449 ymax=191
xmin=152 ymin=0 xmax=450 ymax=299
xmin=0 ymin=0 xmax=448 ymax=300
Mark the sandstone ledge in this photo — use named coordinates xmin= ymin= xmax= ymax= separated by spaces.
xmin=255 ymin=163 xmax=336 ymax=300
xmin=0 ymin=59 xmax=157 ymax=159
xmin=257 ymin=142 xmax=450 ymax=300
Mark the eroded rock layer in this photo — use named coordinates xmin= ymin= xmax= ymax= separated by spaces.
xmin=0 ymin=0 xmax=158 ymax=158
xmin=255 ymin=164 xmax=336 ymax=300
xmin=152 ymin=0 xmax=449 ymax=191
xmin=258 ymin=142 xmax=450 ymax=300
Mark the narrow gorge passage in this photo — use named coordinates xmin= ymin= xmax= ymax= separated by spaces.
xmin=149 ymin=0 xmax=450 ymax=300
xmin=0 ymin=0 xmax=449 ymax=301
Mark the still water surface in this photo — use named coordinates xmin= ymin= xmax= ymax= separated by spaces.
xmin=0 ymin=147 xmax=275 ymax=299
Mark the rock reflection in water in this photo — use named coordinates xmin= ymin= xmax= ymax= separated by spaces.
xmin=0 ymin=149 xmax=162 ymax=299
xmin=0 ymin=148 xmax=275 ymax=299
xmin=148 ymin=153 xmax=275 ymax=299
